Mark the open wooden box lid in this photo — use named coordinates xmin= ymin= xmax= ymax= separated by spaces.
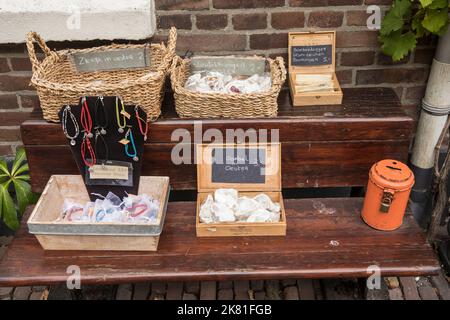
xmin=288 ymin=31 xmax=336 ymax=74
xmin=196 ymin=143 xmax=281 ymax=193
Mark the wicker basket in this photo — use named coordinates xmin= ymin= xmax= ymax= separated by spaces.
xmin=170 ymin=55 xmax=286 ymax=118
xmin=26 ymin=28 xmax=177 ymax=122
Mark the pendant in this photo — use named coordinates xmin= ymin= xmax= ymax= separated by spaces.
xmin=118 ymin=127 xmax=124 ymax=133
xmin=70 ymin=139 xmax=76 ymax=146
xmin=119 ymin=138 xmax=130 ymax=145
xmin=100 ymin=128 xmax=107 ymax=135
xmin=144 ymin=135 xmax=147 ymax=141
xmin=87 ymin=132 xmax=93 ymax=139
xmin=133 ymin=156 xmax=139 ymax=162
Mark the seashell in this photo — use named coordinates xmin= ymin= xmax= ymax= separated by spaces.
xmin=214 ymin=189 xmax=238 ymax=209
xmin=199 ymin=195 xmax=215 ymax=224
xmin=211 ymin=202 xmax=236 ymax=222
xmin=246 ymin=208 xmax=272 ymax=223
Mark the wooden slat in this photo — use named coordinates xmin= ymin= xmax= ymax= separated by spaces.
xmin=24 ymin=139 xmax=410 ymax=193
xmin=0 ymin=198 xmax=440 ymax=286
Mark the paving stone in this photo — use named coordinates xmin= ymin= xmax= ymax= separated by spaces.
xmin=283 ymin=286 xmax=299 ymax=300
xmin=133 ymin=283 xmax=150 ymax=300
xmin=0 ymin=246 xmax=7 ymax=259
xmin=184 ymin=281 xmax=200 ymax=295
xmin=417 ymin=278 xmax=439 ymax=300
xmin=322 ymin=279 xmax=360 ymax=300
xmin=218 ymin=280 xmax=233 ymax=289
xmin=233 ymin=280 xmax=250 ymax=300
xmin=200 ymin=281 xmax=216 ymax=300
xmin=12 ymin=286 xmax=32 ymax=300
xmin=430 ymin=271 xmax=450 ymax=300
xmin=0 ymin=287 xmax=13 ymax=299
xmin=182 ymin=293 xmax=198 ymax=300
xmin=254 ymin=291 xmax=266 ymax=300
xmin=265 ymin=280 xmax=281 ymax=300
xmin=80 ymin=285 xmax=115 ymax=300
xmin=385 ymin=277 xmax=400 ymax=289
xmin=399 ymin=277 xmax=420 ymax=300
xmin=365 ymin=278 xmax=389 ymax=300
xmin=149 ymin=281 xmax=166 ymax=299
xmin=29 ymin=291 xmax=45 ymax=300
xmin=47 ymin=285 xmax=75 ymax=300
xmin=250 ymin=280 xmax=264 ymax=291
xmin=217 ymin=288 xmax=233 ymax=300
xmin=388 ymin=287 xmax=404 ymax=300
xmin=116 ymin=284 xmax=133 ymax=300
xmin=281 ymin=279 xmax=297 ymax=287
xmin=32 ymin=286 xmax=47 ymax=292
xmin=0 ymin=236 xmax=12 ymax=246
xmin=297 ymin=279 xmax=315 ymax=300
xmin=166 ymin=282 xmax=183 ymax=300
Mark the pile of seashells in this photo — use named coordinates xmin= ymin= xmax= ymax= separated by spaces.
xmin=199 ymin=189 xmax=281 ymax=224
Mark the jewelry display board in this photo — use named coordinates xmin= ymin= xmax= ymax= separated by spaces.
xmin=58 ymin=96 xmax=147 ymax=201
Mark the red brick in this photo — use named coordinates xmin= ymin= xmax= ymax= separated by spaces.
xmin=0 ymin=94 xmax=19 ymax=110
xmin=177 ymin=34 xmax=246 ymax=52
xmin=166 ymin=282 xmax=183 ymax=300
xmin=213 ymin=0 xmax=284 ymax=9
xmin=271 ymin=12 xmax=305 ymax=29
xmin=414 ymin=48 xmax=435 ymax=64
xmin=9 ymin=58 xmax=32 ymax=71
xmin=283 ymin=286 xmax=300 ymax=300
xmin=347 ymin=11 xmax=369 ymax=26
xmin=0 ymin=111 xmax=33 ymax=126
xmin=250 ymin=33 xmax=287 ymax=50
xmin=290 ymin=0 xmax=363 ymax=6
xmin=0 ymin=58 xmax=9 ymax=73
xmin=158 ymin=14 xmax=192 ymax=30
xmin=156 ymin=0 xmax=209 ymax=10
xmin=0 ymin=128 xmax=21 ymax=142
xmin=337 ymin=31 xmax=379 ymax=48
xmin=405 ymin=86 xmax=426 ymax=101
xmin=377 ymin=53 xmax=409 ymax=65
xmin=0 ymin=145 xmax=13 ymax=156
xmin=365 ymin=0 xmax=392 ymax=4
xmin=196 ymin=14 xmax=228 ymax=30
xmin=233 ymin=280 xmax=250 ymax=300
xmin=356 ymin=68 xmax=428 ymax=85
xmin=340 ymin=51 xmax=375 ymax=66
xmin=336 ymin=69 xmax=353 ymax=84
xmin=200 ymin=281 xmax=216 ymax=300
xmin=19 ymin=94 xmax=40 ymax=110
xmin=217 ymin=289 xmax=233 ymax=300
xmin=308 ymin=11 xmax=343 ymax=28
xmin=232 ymin=13 xmax=267 ymax=30
xmin=0 ymin=75 xmax=31 ymax=91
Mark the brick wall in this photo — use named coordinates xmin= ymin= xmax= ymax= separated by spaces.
xmin=0 ymin=0 xmax=436 ymax=156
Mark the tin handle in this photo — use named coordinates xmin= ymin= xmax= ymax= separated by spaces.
xmin=379 ymin=189 xmax=394 ymax=213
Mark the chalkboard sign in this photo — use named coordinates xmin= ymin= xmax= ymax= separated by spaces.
xmin=70 ymin=47 xmax=150 ymax=73
xmin=291 ymin=45 xmax=332 ymax=66
xmin=191 ymin=56 xmax=266 ymax=76
xmin=211 ymin=147 xmax=266 ymax=184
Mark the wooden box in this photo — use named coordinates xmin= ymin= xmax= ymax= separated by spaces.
xmin=196 ymin=143 xmax=286 ymax=237
xmin=288 ymin=31 xmax=343 ymax=106
xmin=27 ymin=175 xmax=170 ymax=251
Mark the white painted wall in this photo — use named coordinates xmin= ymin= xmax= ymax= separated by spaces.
xmin=0 ymin=0 xmax=156 ymax=43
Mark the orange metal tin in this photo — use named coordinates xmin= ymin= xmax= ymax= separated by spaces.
xmin=361 ymin=159 xmax=415 ymax=231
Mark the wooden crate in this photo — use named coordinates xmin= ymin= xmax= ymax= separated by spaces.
xmin=288 ymin=31 xmax=343 ymax=106
xmin=196 ymin=143 xmax=286 ymax=237
xmin=27 ymin=175 xmax=170 ymax=251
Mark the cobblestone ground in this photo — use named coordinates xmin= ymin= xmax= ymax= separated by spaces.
xmin=1 ymin=236 xmax=449 ymax=300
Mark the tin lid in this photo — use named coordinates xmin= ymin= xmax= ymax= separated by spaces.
xmin=369 ymin=159 xmax=415 ymax=191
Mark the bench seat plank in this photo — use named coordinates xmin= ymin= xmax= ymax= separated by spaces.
xmin=0 ymin=198 xmax=439 ymax=286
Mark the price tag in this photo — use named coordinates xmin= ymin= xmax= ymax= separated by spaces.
xmin=89 ymin=164 xmax=129 ymax=180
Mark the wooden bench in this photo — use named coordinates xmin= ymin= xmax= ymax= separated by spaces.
xmin=0 ymin=87 xmax=441 ymax=286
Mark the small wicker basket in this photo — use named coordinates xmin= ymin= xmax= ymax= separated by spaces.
xmin=26 ymin=28 xmax=177 ymax=122
xmin=170 ymin=55 xmax=286 ymax=118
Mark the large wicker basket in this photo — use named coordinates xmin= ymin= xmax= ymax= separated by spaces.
xmin=26 ymin=28 xmax=177 ymax=122
xmin=170 ymin=55 xmax=286 ymax=118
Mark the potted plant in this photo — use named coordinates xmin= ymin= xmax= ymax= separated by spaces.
xmin=380 ymin=0 xmax=449 ymax=61
xmin=0 ymin=148 xmax=37 ymax=235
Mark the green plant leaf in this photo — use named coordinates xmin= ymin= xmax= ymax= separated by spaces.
xmin=0 ymin=159 xmax=9 ymax=176
xmin=420 ymin=0 xmax=434 ymax=7
xmin=13 ymin=163 xmax=29 ymax=178
xmin=12 ymin=179 xmax=32 ymax=215
xmin=381 ymin=30 xmax=417 ymax=61
xmin=0 ymin=183 xmax=19 ymax=230
xmin=412 ymin=13 xmax=430 ymax=38
xmin=11 ymin=148 xmax=26 ymax=176
xmin=15 ymin=174 xmax=30 ymax=182
xmin=428 ymin=0 xmax=448 ymax=9
xmin=422 ymin=8 xmax=449 ymax=33
xmin=380 ymin=0 xmax=413 ymax=36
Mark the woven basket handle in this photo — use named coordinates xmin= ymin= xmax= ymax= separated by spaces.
xmin=272 ymin=57 xmax=287 ymax=88
xmin=170 ymin=55 xmax=185 ymax=91
xmin=158 ymin=27 xmax=177 ymax=75
xmin=26 ymin=32 xmax=54 ymax=73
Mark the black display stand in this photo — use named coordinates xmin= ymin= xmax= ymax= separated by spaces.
xmin=58 ymin=96 xmax=146 ymax=201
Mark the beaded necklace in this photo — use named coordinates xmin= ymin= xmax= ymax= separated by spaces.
xmin=94 ymin=96 xmax=108 ymax=135
xmin=115 ymin=97 xmax=127 ymax=133
xmin=81 ymin=97 xmax=94 ymax=139
xmin=135 ymin=106 xmax=148 ymax=141
xmin=124 ymin=128 xmax=138 ymax=162
xmin=61 ymin=105 xmax=80 ymax=146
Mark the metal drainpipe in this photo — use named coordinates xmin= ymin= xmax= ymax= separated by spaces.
xmin=410 ymin=21 xmax=450 ymax=227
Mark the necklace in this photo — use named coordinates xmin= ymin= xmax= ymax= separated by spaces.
xmin=81 ymin=97 xmax=94 ymax=139
xmin=61 ymin=105 xmax=80 ymax=146
xmin=115 ymin=97 xmax=127 ymax=133
xmin=124 ymin=128 xmax=138 ymax=162
xmin=81 ymin=134 xmax=96 ymax=167
xmin=94 ymin=96 xmax=108 ymax=135
xmin=94 ymin=129 xmax=109 ymax=165
xmin=135 ymin=106 xmax=148 ymax=141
